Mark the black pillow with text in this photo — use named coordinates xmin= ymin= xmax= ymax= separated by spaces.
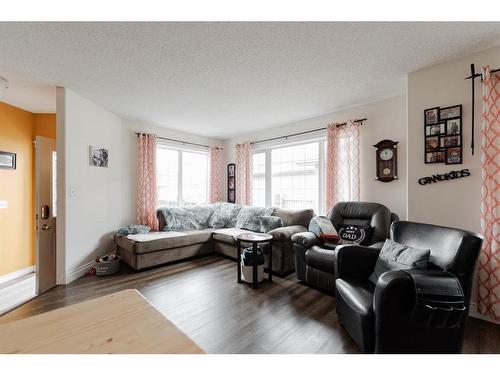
xmin=337 ymin=224 xmax=373 ymax=246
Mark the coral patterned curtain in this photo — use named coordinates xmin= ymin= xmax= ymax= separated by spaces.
xmin=137 ymin=133 xmax=159 ymax=231
xmin=208 ymin=146 xmax=224 ymax=203
xmin=235 ymin=142 xmax=253 ymax=205
xmin=478 ymin=66 xmax=500 ymax=321
xmin=325 ymin=120 xmax=360 ymax=210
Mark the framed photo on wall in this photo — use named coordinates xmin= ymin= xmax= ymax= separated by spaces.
xmin=227 ymin=163 xmax=236 ymax=203
xmin=89 ymin=146 xmax=109 ymax=167
xmin=439 ymin=105 xmax=462 ymax=121
xmin=424 ymin=105 xmax=462 ymax=165
xmin=446 ymin=147 xmax=462 ymax=164
xmin=0 ymin=151 xmax=16 ymax=169
xmin=424 ymin=107 xmax=439 ymax=125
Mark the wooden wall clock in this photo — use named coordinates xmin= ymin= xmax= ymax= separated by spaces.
xmin=373 ymin=139 xmax=398 ymax=182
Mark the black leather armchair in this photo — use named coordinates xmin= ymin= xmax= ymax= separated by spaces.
xmin=291 ymin=201 xmax=395 ymax=292
xmin=334 ymin=221 xmax=483 ymax=353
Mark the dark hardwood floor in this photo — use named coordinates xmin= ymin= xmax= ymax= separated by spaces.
xmin=1 ymin=255 xmax=499 ymax=354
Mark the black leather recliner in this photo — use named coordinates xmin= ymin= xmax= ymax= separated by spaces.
xmin=291 ymin=201 xmax=396 ymax=292
xmin=334 ymin=221 xmax=483 ymax=353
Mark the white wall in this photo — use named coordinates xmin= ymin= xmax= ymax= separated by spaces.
xmin=407 ymin=45 xmax=500 ymax=324
xmin=56 ymin=94 xmax=224 ymax=283
xmin=57 ymin=88 xmax=125 ymax=283
xmin=120 ymin=120 xmax=224 ymax=224
xmin=223 ymin=95 xmax=408 ymax=218
xmin=407 ymin=45 xmax=500 ymax=233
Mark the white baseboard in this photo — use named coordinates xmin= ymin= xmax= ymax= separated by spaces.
xmin=0 ymin=266 xmax=35 ymax=286
xmin=469 ymin=303 xmax=500 ymax=325
xmin=65 ymin=261 xmax=95 ymax=284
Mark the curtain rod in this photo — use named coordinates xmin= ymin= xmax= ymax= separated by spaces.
xmin=250 ymin=118 xmax=367 ymax=145
xmin=134 ymin=132 xmax=223 ymax=150
xmin=464 ymin=64 xmax=499 ymax=155
xmin=465 ymin=67 xmax=500 ymax=80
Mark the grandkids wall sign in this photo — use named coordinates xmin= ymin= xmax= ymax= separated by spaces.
xmin=418 ymin=169 xmax=470 ymax=185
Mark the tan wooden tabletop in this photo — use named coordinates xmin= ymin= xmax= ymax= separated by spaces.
xmin=0 ymin=289 xmax=205 ymax=354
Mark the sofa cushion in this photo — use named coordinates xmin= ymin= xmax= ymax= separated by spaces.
xmin=212 ymin=228 xmax=253 ymax=245
xmin=116 ymin=228 xmax=213 ymax=254
xmin=236 ymin=206 xmax=273 ymax=231
xmin=272 ymin=208 xmax=314 ymax=227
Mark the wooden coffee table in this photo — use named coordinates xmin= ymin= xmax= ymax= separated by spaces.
xmin=236 ymin=232 xmax=273 ymax=289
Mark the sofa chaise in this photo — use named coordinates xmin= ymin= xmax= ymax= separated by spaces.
xmin=115 ymin=203 xmax=314 ymax=276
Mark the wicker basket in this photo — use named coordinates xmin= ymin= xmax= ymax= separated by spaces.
xmin=95 ymin=256 xmax=121 ymax=276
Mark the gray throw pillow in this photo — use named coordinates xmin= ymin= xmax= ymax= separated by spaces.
xmin=369 ymin=239 xmax=430 ymax=284
xmin=259 ymin=216 xmax=283 ymax=233
xmin=209 ymin=208 xmax=232 ymax=229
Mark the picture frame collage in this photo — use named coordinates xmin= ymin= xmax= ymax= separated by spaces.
xmin=424 ymin=105 xmax=462 ymax=165
xmin=227 ymin=163 xmax=236 ymax=203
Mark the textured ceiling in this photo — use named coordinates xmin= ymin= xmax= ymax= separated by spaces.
xmin=0 ymin=68 xmax=55 ymax=113
xmin=0 ymin=22 xmax=499 ymax=138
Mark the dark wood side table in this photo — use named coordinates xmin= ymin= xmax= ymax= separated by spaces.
xmin=236 ymin=232 xmax=273 ymax=289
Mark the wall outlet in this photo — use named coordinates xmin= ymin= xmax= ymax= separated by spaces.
xmin=0 ymin=200 xmax=8 ymax=209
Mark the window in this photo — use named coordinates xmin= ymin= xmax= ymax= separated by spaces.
xmin=271 ymin=142 xmax=320 ymax=214
xmin=252 ymin=139 xmax=325 ymax=214
xmin=252 ymin=152 xmax=266 ymax=207
xmin=182 ymin=151 xmax=208 ymax=206
xmin=157 ymin=144 xmax=208 ymax=207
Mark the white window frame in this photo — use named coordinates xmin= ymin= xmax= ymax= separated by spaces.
xmin=252 ymin=134 xmax=327 ymax=215
xmin=157 ymin=140 xmax=209 ymax=207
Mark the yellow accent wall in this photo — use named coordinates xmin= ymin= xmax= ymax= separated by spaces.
xmin=0 ymin=102 xmax=55 ymax=277
xmin=34 ymin=114 xmax=56 ymax=139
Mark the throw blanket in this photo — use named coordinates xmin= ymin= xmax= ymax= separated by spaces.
xmin=127 ymin=232 xmax=187 ymax=242
xmin=308 ymin=216 xmax=339 ymax=241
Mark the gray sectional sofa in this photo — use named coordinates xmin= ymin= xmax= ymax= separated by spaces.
xmin=115 ymin=203 xmax=314 ymax=275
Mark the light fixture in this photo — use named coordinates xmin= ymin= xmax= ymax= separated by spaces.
xmin=0 ymin=76 xmax=8 ymax=89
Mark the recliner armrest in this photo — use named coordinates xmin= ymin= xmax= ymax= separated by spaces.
xmin=334 ymin=244 xmax=381 ymax=280
xmin=374 ymin=270 xmax=415 ymax=315
xmin=268 ymin=225 xmax=307 ymax=242
xmin=372 ymin=270 xmax=423 ymax=353
xmin=291 ymin=231 xmax=322 ymax=248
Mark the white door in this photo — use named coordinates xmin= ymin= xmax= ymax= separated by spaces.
xmin=35 ymin=136 xmax=57 ymax=295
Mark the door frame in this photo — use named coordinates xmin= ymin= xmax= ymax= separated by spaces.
xmin=34 ymin=135 xmax=57 ymax=294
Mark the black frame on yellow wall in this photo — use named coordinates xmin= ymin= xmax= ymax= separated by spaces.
xmin=0 ymin=151 xmax=16 ymax=169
